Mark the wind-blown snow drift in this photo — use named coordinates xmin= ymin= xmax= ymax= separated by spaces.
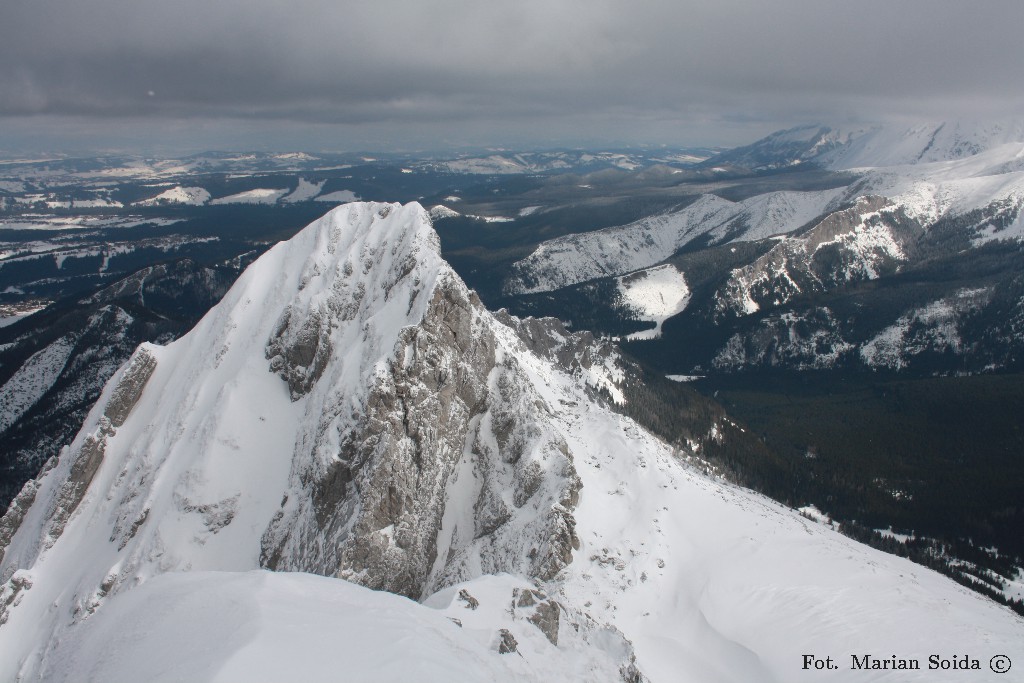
xmin=0 ymin=202 xmax=1021 ymax=682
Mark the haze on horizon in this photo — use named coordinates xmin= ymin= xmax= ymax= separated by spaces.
xmin=2 ymin=0 xmax=1023 ymax=155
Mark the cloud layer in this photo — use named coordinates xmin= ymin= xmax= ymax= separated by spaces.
xmin=3 ymin=0 xmax=1023 ymax=150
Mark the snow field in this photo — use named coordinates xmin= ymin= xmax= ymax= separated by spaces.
xmin=616 ymin=264 xmax=691 ymax=340
xmin=281 ymin=178 xmax=325 ymax=203
xmin=315 ymin=189 xmax=361 ymax=202
xmin=210 ymin=188 xmax=288 ymax=205
xmin=134 ymin=186 xmax=211 ymax=206
xmin=505 ymin=189 xmax=844 ymax=295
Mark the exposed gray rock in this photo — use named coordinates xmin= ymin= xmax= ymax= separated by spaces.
xmin=528 ymin=599 xmax=561 ymax=645
xmin=514 ymin=587 xmax=537 ymax=608
xmin=0 ymin=571 xmax=32 ymax=626
xmin=620 ymin=657 xmax=646 ymax=683
xmin=0 ymin=259 xmax=236 ymax=516
xmin=46 ymin=347 xmax=156 ymax=546
xmin=0 ymin=202 xmax=653 ymax=678
xmin=493 ymin=311 xmax=621 ymax=388
xmin=266 ymin=305 xmax=334 ymax=400
xmin=114 ymin=508 xmax=149 ymax=550
xmin=713 ymin=196 xmax=919 ymax=321
xmin=0 ymin=479 xmax=41 ymax=571
xmin=458 ymin=589 xmax=479 ymax=610
xmin=507 ymin=584 xmax=645 ymax=680
xmin=102 ymin=345 xmax=158 ymax=427
xmin=0 ymin=345 xmax=158 ymax=576
xmin=261 ymin=268 xmax=585 ymax=600
xmin=510 ymin=587 xmax=560 ymax=645
xmin=177 ymin=494 xmax=239 ymax=534
xmin=497 ymin=628 xmax=518 ymax=654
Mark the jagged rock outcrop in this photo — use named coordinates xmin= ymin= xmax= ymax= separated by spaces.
xmin=260 ymin=261 xmax=583 ymax=599
xmin=497 ymin=628 xmax=519 ymax=654
xmin=712 ymin=196 xmax=918 ymax=320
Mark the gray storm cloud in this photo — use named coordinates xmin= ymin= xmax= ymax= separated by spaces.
xmin=2 ymin=0 xmax=1023 ymax=149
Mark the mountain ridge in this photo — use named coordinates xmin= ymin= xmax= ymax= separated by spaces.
xmin=703 ymin=120 xmax=1024 ymax=171
xmin=1 ymin=202 xmax=1021 ymax=682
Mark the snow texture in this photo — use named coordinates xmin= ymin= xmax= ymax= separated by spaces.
xmin=712 ymin=197 xmax=907 ymax=320
xmin=716 ymin=120 xmax=1024 ymax=172
xmin=860 ymin=288 xmax=990 ymax=369
xmin=508 ymin=123 xmax=1024 ymax=297
xmin=429 ymin=204 xmax=461 ymax=220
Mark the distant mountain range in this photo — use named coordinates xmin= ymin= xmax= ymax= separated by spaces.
xmin=503 ymin=120 xmax=1024 ymax=376
xmin=702 ymin=120 xmax=1024 ymax=171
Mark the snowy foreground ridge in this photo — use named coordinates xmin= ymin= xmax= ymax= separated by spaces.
xmin=0 ymin=203 xmax=1021 ymax=682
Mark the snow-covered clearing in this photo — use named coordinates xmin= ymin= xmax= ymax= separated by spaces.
xmin=210 ymin=188 xmax=288 ymax=205
xmin=281 ymin=178 xmax=325 ymax=203
xmin=315 ymin=189 xmax=361 ymax=203
xmin=617 ymin=265 xmax=691 ymax=340
xmin=134 ymin=186 xmax=211 ymax=206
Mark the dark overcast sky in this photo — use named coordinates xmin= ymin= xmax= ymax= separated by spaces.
xmin=2 ymin=0 xmax=1023 ymax=153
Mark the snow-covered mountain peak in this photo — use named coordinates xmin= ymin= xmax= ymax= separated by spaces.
xmin=1 ymin=202 xmax=1022 ymax=681
xmin=260 ymin=200 xmax=450 ymax=399
xmin=0 ymin=200 xmax=634 ymax=677
xmin=0 ymin=201 xmax=463 ymax=585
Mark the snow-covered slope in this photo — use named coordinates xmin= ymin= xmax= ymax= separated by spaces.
xmin=36 ymin=571 xmax=549 ymax=683
xmin=0 ymin=260 xmax=239 ymax=510
xmin=504 ymin=189 xmax=844 ymax=294
xmin=837 ymin=142 xmax=1024 ymax=229
xmin=708 ymin=120 xmax=1024 ymax=171
xmin=712 ymin=196 xmax=910 ymax=319
xmin=281 ymin=178 xmax=325 ymax=203
xmin=1 ymin=202 xmax=1021 ymax=682
xmin=820 ymin=121 xmax=1024 ymax=170
xmin=504 ymin=123 xmax=1024 ymax=300
xmin=133 ymin=185 xmax=211 ymax=206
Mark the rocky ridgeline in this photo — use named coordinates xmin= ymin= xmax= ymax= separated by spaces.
xmin=0 ymin=202 xmax=644 ymax=681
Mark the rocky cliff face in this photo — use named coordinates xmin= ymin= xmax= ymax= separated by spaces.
xmin=0 ymin=201 xmax=639 ymax=680
xmin=712 ymin=196 xmax=915 ymax=320
xmin=259 ymin=267 xmax=583 ymax=600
